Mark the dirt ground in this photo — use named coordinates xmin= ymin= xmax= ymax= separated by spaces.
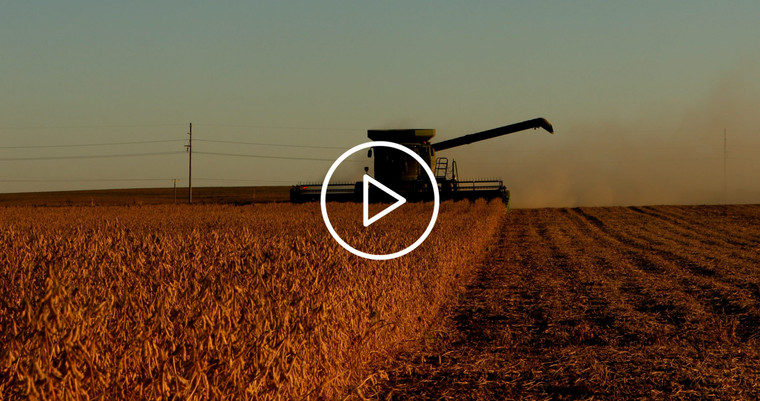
xmin=370 ymin=205 xmax=760 ymax=400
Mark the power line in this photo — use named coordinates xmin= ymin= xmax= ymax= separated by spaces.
xmin=194 ymin=139 xmax=345 ymax=150
xmin=0 ymin=138 xmax=346 ymax=152
xmin=0 ymin=178 xmax=173 ymax=183
xmin=194 ymin=151 xmax=341 ymax=162
xmin=0 ymin=123 xmax=186 ymax=130
xmin=194 ymin=123 xmax=361 ymax=131
xmin=0 ymin=139 xmax=184 ymax=149
xmin=194 ymin=177 xmax=296 ymax=183
xmin=0 ymin=151 xmax=184 ymax=162
xmin=0 ymin=177 xmax=302 ymax=184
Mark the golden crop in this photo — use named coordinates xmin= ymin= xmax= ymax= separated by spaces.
xmin=0 ymin=200 xmax=504 ymax=399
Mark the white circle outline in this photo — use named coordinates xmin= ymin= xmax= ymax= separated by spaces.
xmin=320 ymin=141 xmax=440 ymax=260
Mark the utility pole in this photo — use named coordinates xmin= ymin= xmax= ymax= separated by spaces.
xmin=723 ymin=128 xmax=727 ymax=205
xmin=186 ymin=123 xmax=192 ymax=204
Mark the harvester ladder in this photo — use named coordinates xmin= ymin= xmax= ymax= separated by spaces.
xmin=435 ymin=157 xmax=449 ymax=180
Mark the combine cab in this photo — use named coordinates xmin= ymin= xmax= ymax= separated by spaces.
xmin=291 ymin=118 xmax=554 ymax=205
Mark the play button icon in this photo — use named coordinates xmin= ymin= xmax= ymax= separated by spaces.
xmin=363 ymin=174 xmax=406 ymax=227
xmin=320 ymin=141 xmax=440 ymax=260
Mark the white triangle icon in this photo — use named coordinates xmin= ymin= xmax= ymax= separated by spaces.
xmin=363 ymin=174 xmax=406 ymax=227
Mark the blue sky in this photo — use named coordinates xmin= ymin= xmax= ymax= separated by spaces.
xmin=1 ymin=2 xmax=758 ymax=207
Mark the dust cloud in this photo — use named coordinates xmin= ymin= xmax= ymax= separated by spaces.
xmin=460 ymin=62 xmax=760 ymax=208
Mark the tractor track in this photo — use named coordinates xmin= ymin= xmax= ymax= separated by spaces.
xmin=370 ymin=205 xmax=760 ymax=400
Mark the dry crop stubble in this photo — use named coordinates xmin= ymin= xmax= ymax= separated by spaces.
xmin=0 ymin=200 xmax=504 ymax=399
xmin=373 ymin=205 xmax=760 ymax=399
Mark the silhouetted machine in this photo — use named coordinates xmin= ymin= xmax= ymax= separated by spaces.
xmin=290 ymin=117 xmax=554 ymax=205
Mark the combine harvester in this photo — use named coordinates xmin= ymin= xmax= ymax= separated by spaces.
xmin=291 ymin=118 xmax=554 ymax=206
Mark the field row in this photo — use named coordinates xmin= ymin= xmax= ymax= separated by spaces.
xmin=375 ymin=205 xmax=760 ymax=399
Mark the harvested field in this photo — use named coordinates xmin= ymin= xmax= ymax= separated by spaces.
xmin=371 ymin=205 xmax=760 ymax=399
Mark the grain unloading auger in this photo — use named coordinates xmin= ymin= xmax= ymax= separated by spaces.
xmin=290 ymin=117 xmax=554 ymax=205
